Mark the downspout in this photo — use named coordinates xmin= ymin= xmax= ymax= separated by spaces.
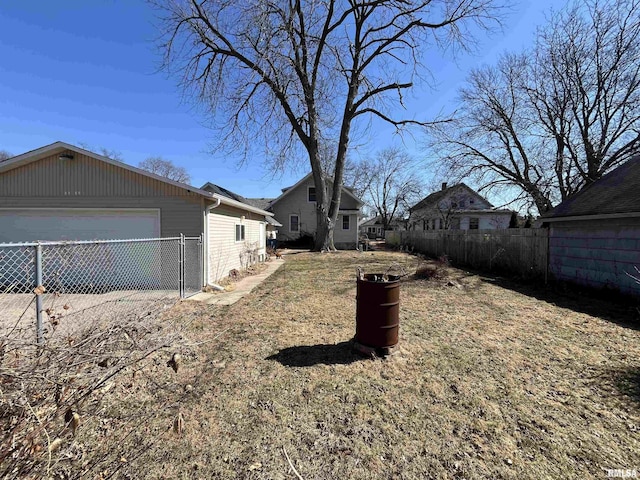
xmin=204 ymin=197 xmax=222 ymax=288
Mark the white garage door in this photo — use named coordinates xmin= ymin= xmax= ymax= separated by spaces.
xmin=0 ymin=209 xmax=161 ymax=243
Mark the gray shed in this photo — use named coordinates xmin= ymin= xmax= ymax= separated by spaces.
xmin=541 ymin=156 xmax=640 ymax=297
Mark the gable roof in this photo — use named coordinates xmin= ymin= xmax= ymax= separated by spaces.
xmin=270 ymin=172 xmax=364 ymax=207
xmin=360 ymin=215 xmax=384 ymax=227
xmin=359 ymin=215 xmax=403 ymax=227
xmin=542 ymin=155 xmax=640 ymax=220
xmin=244 ymin=198 xmax=274 ymax=211
xmin=201 ymin=182 xmax=248 ymax=203
xmin=410 ymin=183 xmax=493 ymax=212
xmin=1 ymin=141 xmax=273 ymax=217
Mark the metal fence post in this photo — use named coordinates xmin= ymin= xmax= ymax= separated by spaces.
xmin=199 ymin=233 xmax=204 ymax=290
xmin=35 ymin=243 xmax=44 ymax=345
xmin=179 ymin=234 xmax=185 ymax=299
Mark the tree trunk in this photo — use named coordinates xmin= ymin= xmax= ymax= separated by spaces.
xmin=314 ymin=205 xmax=335 ymax=251
xmin=308 ymin=143 xmax=336 ymax=252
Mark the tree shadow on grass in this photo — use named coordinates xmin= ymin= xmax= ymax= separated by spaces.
xmin=477 ymin=274 xmax=640 ymax=331
xmin=610 ymin=366 xmax=640 ymax=406
xmin=266 ymin=341 xmax=365 ymax=367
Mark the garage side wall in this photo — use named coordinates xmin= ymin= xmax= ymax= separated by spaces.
xmin=549 ymin=217 xmax=640 ymax=297
xmin=208 ymin=205 xmax=266 ymax=284
xmin=0 ymin=152 xmax=203 ymax=237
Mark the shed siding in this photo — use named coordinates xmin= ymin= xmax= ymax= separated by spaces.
xmin=549 ymin=217 xmax=640 ymax=297
xmin=0 ymin=152 xmax=204 ymax=237
xmin=207 ymin=212 xmax=266 ymax=283
xmin=271 ymin=176 xmax=359 ymax=248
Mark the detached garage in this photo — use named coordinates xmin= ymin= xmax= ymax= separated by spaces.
xmin=541 ymin=155 xmax=640 ymax=298
xmin=0 ymin=142 xmax=274 ymax=286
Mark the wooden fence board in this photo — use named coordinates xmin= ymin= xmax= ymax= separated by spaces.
xmin=396 ymin=229 xmax=549 ymax=280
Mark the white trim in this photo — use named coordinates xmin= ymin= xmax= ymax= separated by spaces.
xmin=289 ymin=214 xmax=300 ymax=233
xmin=234 ymin=223 xmax=246 ymax=242
xmin=542 ymin=212 xmax=640 ymax=223
xmin=341 ymin=214 xmax=350 ymax=230
xmin=307 ymin=186 xmax=317 ymax=203
xmin=211 ymin=193 xmax=273 ymax=217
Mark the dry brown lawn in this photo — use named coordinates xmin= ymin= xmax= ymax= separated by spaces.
xmin=16 ymin=250 xmax=640 ymax=479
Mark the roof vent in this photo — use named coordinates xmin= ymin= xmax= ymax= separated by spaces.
xmin=59 ymin=153 xmax=74 ymax=160
xmin=441 ymin=182 xmax=447 ymax=191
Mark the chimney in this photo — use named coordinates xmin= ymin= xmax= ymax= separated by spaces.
xmin=441 ymin=182 xmax=447 ymax=191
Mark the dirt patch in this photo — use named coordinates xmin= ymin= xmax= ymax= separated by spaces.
xmin=4 ymin=250 xmax=639 ymax=479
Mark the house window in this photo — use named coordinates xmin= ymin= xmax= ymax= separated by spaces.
xmin=450 ymin=218 xmax=461 ymax=230
xmin=290 ymin=214 xmax=300 ymax=232
xmin=342 ymin=215 xmax=350 ymax=230
xmin=235 ymin=224 xmax=246 ymax=242
xmin=469 ymin=217 xmax=479 ymax=229
xmin=308 ymin=187 xmax=316 ymax=202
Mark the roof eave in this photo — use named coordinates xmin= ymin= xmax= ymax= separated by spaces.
xmin=212 ymin=194 xmax=274 ymax=217
xmin=542 ymin=212 xmax=640 ymax=223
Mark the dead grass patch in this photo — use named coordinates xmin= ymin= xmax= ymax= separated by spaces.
xmin=5 ymin=250 xmax=639 ymax=479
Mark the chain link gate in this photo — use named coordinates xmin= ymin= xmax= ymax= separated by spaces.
xmin=0 ymin=235 xmax=203 ymax=344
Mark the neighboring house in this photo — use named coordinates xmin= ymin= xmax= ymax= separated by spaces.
xmin=0 ymin=142 xmax=275 ymax=286
xmin=359 ymin=215 xmax=403 ymax=239
xmin=541 ymin=156 xmax=640 ymax=298
xmin=409 ymin=183 xmax=513 ymax=230
xmin=244 ymin=197 xmax=282 ymax=245
xmin=269 ymin=173 xmax=363 ymax=249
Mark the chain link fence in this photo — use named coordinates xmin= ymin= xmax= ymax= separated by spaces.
xmin=0 ymin=235 xmax=202 ymax=343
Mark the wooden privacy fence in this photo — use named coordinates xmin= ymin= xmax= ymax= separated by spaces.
xmin=388 ymin=229 xmax=549 ymax=280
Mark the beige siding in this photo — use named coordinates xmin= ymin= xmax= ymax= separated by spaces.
xmin=335 ymin=214 xmax=359 ymax=248
xmin=0 ymin=151 xmax=199 ymax=197
xmin=271 ymin=176 xmax=360 ymax=247
xmin=207 ymin=212 xmax=266 ymax=283
xmin=0 ymin=152 xmax=204 ymax=237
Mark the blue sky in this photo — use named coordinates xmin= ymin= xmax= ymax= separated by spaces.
xmin=0 ymin=0 xmax=557 ymax=200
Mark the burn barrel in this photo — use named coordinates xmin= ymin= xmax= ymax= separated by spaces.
xmin=355 ymin=273 xmax=400 ymax=349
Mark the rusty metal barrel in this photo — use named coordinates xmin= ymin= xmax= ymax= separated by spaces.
xmin=355 ymin=273 xmax=400 ymax=349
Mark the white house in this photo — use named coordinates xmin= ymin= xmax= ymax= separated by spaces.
xmin=409 ymin=183 xmax=513 ymax=231
xmin=359 ymin=215 xmax=403 ymax=239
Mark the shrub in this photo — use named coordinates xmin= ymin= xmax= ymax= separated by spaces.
xmin=414 ymin=263 xmax=447 ymax=280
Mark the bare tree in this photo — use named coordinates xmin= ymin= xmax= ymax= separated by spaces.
xmin=155 ymin=0 xmax=504 ymax=250
xmin=139 ymin=156 xmax=191 ymax=183
xmin=431 ymin=0 xmax=640 ymax=214
xmin=319 ymin=141 xmax=374 ymax=199
xmin=0 ymin=150 xmax=13 ymax=162
xmin=366 ymin=147 xmax=421 ymax=230
xmin=78 ymin=142 xmax=125 ymax=162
